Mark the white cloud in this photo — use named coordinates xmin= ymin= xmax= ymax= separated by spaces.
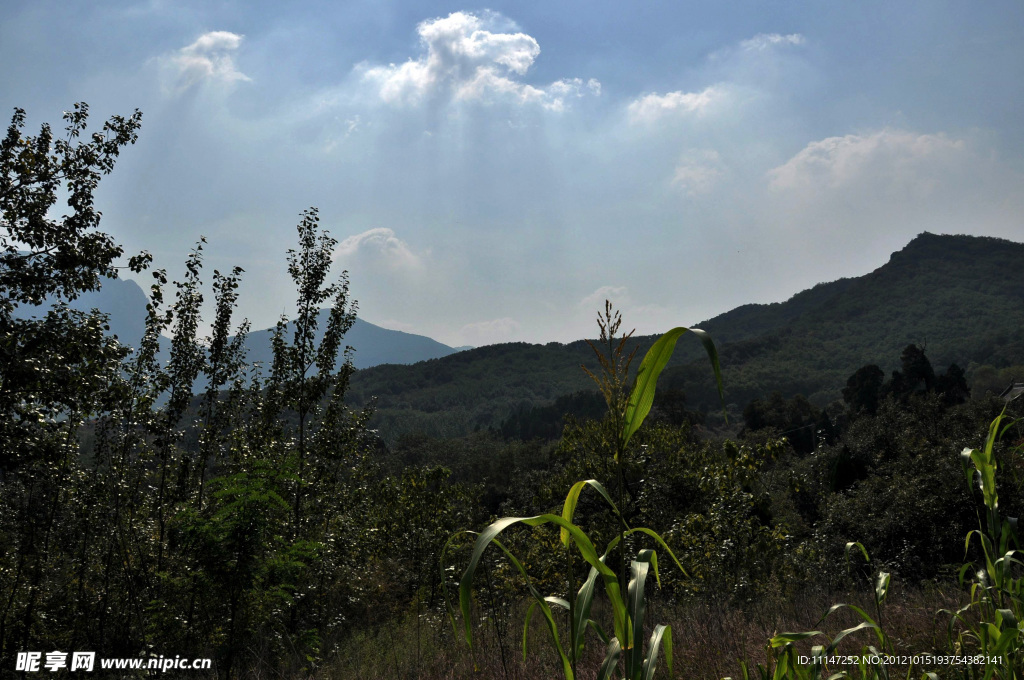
xmin=161 ymin=31 xmax=251 ymax=92
xmin=335 ymin=227 xmax=423 ymax=270
xmin=756 ymin=128 xmax=1024 ymax=268
xmin=672 ymin=149 xmax=724 ymax=195
xmin=627 ymin=86 xmax=721 ymax=123
xmin=579 ymin=286 xmax=630 ymax=311
xmin=741 ymin=33 xmax=805 ymax=51
xmin=549 ymin=77 xmax=602 ymax=97
xmin=459 ymin=317 xmax=521 ymax=345
xmin=768 ymin=129 xmax=966 ymax=194
xmin=360 ymin=11 xmax=598 ymax=110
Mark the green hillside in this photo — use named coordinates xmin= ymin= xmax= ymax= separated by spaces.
xmin=346 ymin=232 xmax=1024 ymax=441
xmin=666 ymin=232 xmax=1024 ymax=407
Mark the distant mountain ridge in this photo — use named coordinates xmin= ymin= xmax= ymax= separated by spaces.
xmin=657 ymin=231 xmax=1024 ymax=406
xmin=342 ymin=232 xmax=1024 ymax=441
xmin=241 ymin=315 xmax=464 ymax=371
xmin=12 ymin=278 xmax=468 ymax=373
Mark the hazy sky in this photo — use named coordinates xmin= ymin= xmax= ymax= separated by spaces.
xmin=3 ymin=1 xmax=1022 ymax=346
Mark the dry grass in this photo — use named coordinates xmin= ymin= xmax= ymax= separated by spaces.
xmin=288 ymin=582 xmax=968 ymax=680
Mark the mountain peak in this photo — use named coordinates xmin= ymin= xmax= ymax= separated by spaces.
xmin=892 ymin=231 xmax=1024 ymax=264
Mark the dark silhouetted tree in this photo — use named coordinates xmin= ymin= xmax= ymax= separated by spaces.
xmin=936 ymin=362 xmax=970 ymax=406
xmin=842 ymin=364 xmax=885 ymax=416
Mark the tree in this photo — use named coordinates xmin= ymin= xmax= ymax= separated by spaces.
xmin=743 ymin=391 xmax=827 ymax=454
xmin=842 ymin=364 xmax=885 ymax=416
xmin=0 ymin=103 xmax=144 ymax=306
xmin=936 ymin=363 xmax=970 ymax=406
xmin=0 ymin=103 xmax=148 ymax=662
xmin=0 ymin=103 xmax=146 ymax=468
xmin=0 ymin=105 xmax=482 ymax=677
xmin=883 ymin=344 xmax=936 ymax=401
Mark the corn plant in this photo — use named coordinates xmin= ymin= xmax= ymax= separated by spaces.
xmin=451 ymin=315 xmax=724 ymax=679
xmin=454 ymin=479 xmax=682 ymax=679
xmin=939 ymin=409 xmax=1022 ymax=679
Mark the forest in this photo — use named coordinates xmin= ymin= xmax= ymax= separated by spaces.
xmin=2 ymin=106 xmax=1023 ymax=680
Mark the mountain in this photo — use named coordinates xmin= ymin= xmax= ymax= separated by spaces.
xmin=241 ymin=315 xmax=466 ymax=370
xmin=342 ymin=233 xmax=1024 ymax=441
xmin=12 ymin=278 xmax=467 ymax=372
xmin=11 ymin=276 xmax=151 ymax=348
xmin=658 ymin=232 xmax=1024 ymax=407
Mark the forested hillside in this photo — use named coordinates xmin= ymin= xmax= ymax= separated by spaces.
xmin=347 ymin=232 xmax=1024 ymax=441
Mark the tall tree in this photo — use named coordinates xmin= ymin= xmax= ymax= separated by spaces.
xmin=0 ymin=103 xmax=145 ymax=467
xmin=0 ymin=103 xmax=144 ymax=660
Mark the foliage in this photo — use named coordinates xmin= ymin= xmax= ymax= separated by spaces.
xmin=0 ymin=103 xmax=145 ymax=307
xmin=757 ymin=410 xmax=1024 ymax=679
xmin=807 ymin=392 xmax=1003 ymax=579
xmin=499 ymin=389 xmax=608 ymax=442
xmin=385 ymin=430 xmax=554 ymax=514
xmin=0 ymin=103 xmax=148 ymax=662
xmin=743 ymin=391 xmax=835 ymax=455
xmin=0 ymin=104 xmax=146 ymax=471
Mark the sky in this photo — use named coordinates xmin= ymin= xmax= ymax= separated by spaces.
xmin=2 ymin=0 xmax=1023 ymax=347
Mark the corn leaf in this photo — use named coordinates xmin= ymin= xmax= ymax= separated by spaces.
xmin=621 ymin=326 xmax=724 ymax=451
xmin=459 ymin=513 xmax=627 ymax=653
xmin=640 ymin=624 xmax=672 ymax=680
xmin=561 ymin=478 xmax=625 ymax=547
xmin=597 ymin=637 xmax=622 ymax=680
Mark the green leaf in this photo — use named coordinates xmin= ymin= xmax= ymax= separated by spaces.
xmin=641 ymin=624 xmax=672 ymax=680
xmin=874 ymin=571 xmax=890 ymax=605
xmin=770 ymin=631 xmax=824 ymax=647
xmin=627 ymin=557 xmax=651 ymax=675
xmin=597 ymin=637 xmax=622 ymax=680
xmin=574 ymin=566 xmax=603 ymax=656
xmin=621 ymin=326 xmax=724 ymax=451
xmin=845 ymin=540 xmax=870 ymax=564
xmin=459 ymin=513 xmax=627 ymax=655
xmin=561 ymin=479 xmax=626 ymax=547
xmin=588 ymin=619 xmax=610 ymax=646
xmin=826 ymin=620 xmax=880 ymax=653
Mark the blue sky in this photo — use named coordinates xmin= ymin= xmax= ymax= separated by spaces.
xmin=3 ymin=0 xmax=1022 ymax=346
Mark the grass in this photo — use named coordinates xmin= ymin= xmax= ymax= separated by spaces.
xmin=308 ymin=584 xmax=966 ymax=680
